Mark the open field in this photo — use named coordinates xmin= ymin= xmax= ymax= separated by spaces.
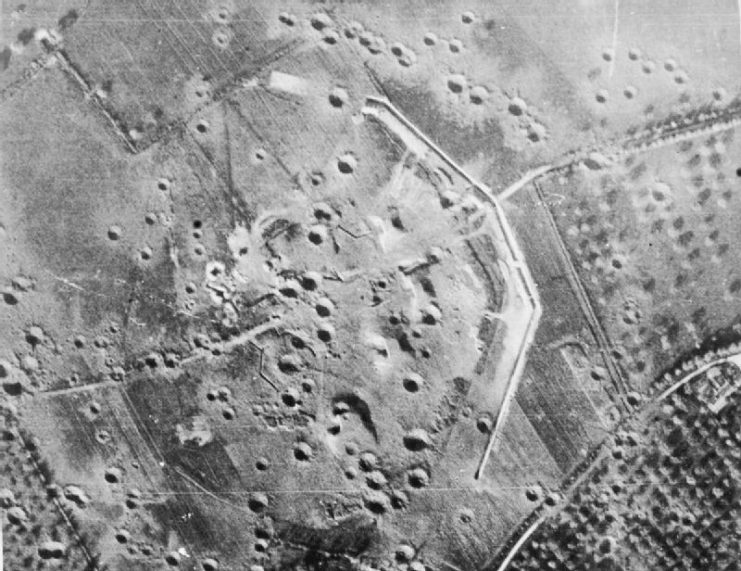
xmin=3 ymin=1 xmax=741 ymax=570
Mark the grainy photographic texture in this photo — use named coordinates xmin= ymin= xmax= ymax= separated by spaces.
xmin=2 ymin=1 xmax=741 ymax=570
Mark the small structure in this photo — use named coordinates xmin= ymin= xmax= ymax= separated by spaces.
xmin=697 ymin=361 xmax=741 ymax=413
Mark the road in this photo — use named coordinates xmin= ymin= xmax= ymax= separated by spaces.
xmin=363 ymin=96 xmax=543 ymax=480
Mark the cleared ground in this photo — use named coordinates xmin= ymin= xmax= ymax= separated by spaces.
xmin=2 ymin=1 xmax=741 ymax=570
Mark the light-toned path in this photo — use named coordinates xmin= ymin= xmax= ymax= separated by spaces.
xmin=363 ymin=96 xmax=542 ymax=480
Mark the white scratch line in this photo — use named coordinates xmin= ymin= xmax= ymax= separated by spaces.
xmin=738 ymin=0 xmax=741 ymax=53
xmin=609 ymin=0 xmax=620 ymax=78
xmin=50 ymin=273 xmax=86 ymax=292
